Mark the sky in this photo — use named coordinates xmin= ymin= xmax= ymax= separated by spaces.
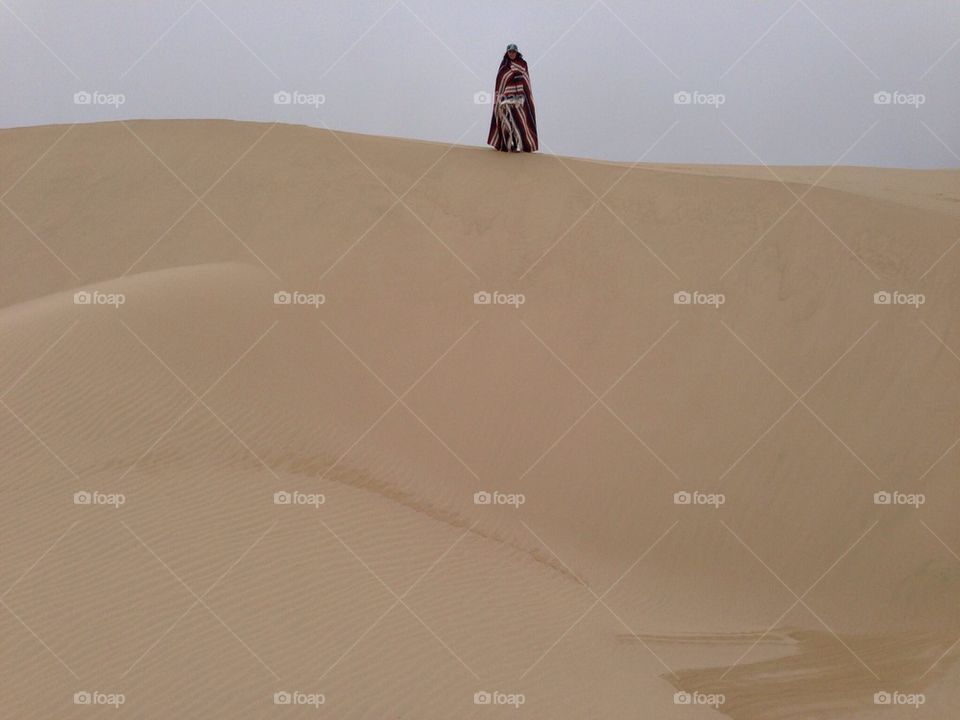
xmin=3 ymin=0 xmax=960 ymax=167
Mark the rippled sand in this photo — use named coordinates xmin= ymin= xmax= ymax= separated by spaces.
xmin=2 ymin=120 xmax=960 ymax=718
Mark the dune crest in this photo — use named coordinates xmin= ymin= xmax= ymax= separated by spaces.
xmin=3 ymin=120 xmax=960 ymax=718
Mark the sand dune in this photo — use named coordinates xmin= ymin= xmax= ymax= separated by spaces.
xmin=2 ymin=120 xmax=960 ymax=717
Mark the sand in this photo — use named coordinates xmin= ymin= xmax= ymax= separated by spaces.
xmin=2 ymin=119 xmax=959 ymax=718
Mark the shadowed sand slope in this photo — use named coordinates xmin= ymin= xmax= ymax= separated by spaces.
xmin=2 ymin=120 xmax=960 ymax=718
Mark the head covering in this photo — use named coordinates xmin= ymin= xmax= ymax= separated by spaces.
xmin=506 ymin=43 xmax=518 ymax=52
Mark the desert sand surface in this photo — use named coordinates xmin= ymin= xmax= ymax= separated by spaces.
xmin=2 ymin=119 xmax=960 ymax=718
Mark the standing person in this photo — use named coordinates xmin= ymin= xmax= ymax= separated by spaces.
xmin=487 ymin=44 xmax=539 ymax=153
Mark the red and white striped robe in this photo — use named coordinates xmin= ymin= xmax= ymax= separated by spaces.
xmin=487 ymin=56 xmax=539 ymax=152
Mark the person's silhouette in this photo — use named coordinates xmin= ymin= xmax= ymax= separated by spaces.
xmin=487 ymin=44 xmax=539 ymax=153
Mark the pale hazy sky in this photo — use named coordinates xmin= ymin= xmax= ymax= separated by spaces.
xmin=3 ymin=0 xmax=959 ymax=167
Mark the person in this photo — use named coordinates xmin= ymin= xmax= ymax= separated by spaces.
xmin=487 ymin=43 xmax=539 ymax=153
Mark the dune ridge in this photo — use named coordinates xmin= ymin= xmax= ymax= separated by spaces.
xmin=3 ymin=120 xmax=960 ymax=718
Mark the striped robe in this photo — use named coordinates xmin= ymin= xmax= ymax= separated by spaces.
xmin=487 ymin=56 xmax=539 ymax=153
